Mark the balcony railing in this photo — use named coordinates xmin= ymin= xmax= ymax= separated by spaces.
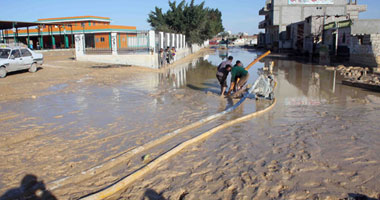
xmin=259 ymin=7 xmax=268 ymax=15
xmin=259 ymin=20 xmax=267 ymax=29
xmin=259 ymin=3 xmax=272 ymax=15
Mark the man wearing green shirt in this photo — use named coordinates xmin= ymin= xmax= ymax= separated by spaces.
xmin=227 ymin=61 xmax=249 ymax=96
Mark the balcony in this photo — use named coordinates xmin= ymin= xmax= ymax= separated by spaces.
xmin=259 ymin=2 xmax=272 ymax=15
xmin=259 ymin=7 xmax=269 ymax=15
xmin=259 ymin=20 xmax=267 ymax=29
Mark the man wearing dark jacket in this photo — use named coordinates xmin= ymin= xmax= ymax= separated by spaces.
xmin=216 ymin=56 xmax=233 ymax=96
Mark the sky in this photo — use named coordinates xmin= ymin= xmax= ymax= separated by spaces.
xmin=0 ymin=0 xmax=380 ymax=35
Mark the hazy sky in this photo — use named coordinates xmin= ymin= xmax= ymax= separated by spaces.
xmin=0 ymin=0 xmax=379 ymax=34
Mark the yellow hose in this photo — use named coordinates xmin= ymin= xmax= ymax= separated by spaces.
xmin=80 ymin=98 xmax=277 ymax=200
xmin=244 ymin=50 xmax=271 ymax=70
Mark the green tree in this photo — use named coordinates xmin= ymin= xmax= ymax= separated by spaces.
xmin=147 ymin=0 xmax=224 ymax=44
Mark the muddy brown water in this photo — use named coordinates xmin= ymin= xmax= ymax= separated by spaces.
xmin=0 ymin=47 xmax=379 ymax=199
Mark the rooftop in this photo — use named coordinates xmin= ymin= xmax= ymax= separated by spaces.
xmin=37 ymin=16 xmax=111 ymax=23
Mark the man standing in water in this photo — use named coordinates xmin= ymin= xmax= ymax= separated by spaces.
xmin=227 ymin=61 xmax=249 ymax=96
xmin=216 ymin=56 xmax=233 ymax=96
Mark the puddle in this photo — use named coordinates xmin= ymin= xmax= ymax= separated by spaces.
xmin=47 ymin=83 xmax=69 ymax=92
xmin=91 ymin=64 xmax=131 ymax=69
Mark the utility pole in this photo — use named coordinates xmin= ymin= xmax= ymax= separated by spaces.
xmin=316 ymin=7 xmax=326 ymax=45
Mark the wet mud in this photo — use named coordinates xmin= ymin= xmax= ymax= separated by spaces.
xmin=0 ymin=48 xmax=379 ymax=199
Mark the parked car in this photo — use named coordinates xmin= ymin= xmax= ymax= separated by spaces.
xmin=0 ymin=44 xmax=43 ymax=78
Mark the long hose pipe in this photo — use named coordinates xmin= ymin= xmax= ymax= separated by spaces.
xmin=79 ymin=83 xmax=277 ymax=200
xmin=245 ymin=50 xmax=271 ymax=71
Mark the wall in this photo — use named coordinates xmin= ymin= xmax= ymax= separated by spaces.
xmin=350 ymin=34 xmax=380 ymax=68
xmin=77 ymin=54 xmax=158 ymax=68
xmin=76 ymin=44 xmax=204 ymax=69
xmin=338 ymin=27 xmax=351 ymax=46
xmin=348 ymin=19 xmax=380 ymax=68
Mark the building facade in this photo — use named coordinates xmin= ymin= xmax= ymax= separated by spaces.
xmin=258 ymin=0 xmax=367 ymax=50
xmin=2 ymin=16 xmax=137 ymax=50
xmin=323 ymin=19 xmax=380 ymax=68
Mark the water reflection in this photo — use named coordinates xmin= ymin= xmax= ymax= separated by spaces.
xmin=163 ymin=62 xmax=193 ymax=89
xmin=219 ymin=49 xmax=228 ymax=60
xmin=272 ymin=59 xmax=380 ymax=106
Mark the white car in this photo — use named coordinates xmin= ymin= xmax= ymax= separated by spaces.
xmin=0 ymin=44 xmax=43 ymax=78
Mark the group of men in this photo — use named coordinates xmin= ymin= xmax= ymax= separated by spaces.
xmin=216 ymin=56 xmax=249 ymax=96
xmin=159 ymin=47 xmax=176 ymax=68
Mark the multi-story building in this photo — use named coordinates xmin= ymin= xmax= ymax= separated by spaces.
xmin=258 ymin=0 xmax=367 ymax=50
xmin=3 ymin=16 xmax=137 ymax=49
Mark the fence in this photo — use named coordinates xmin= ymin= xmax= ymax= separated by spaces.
xmin=83 ymin=31 xmax=150 ymax=55
xmin=79 ymin=31 xmax=187 ymax=56
xmin=117 ymin=31 xmax=150 ymax=54
xmin=84 ymin=33 xmax=112 ymax=55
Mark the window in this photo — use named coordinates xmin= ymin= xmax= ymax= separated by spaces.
xmin=100 ymin=37 xmax=105 ymax=42
xmin=0 ymin=49 xmax=10 ymax=59
xmin=342 ymin=34 xmax=346 ymax=44
xmin=11 ymin=50 xmax=21 ymax=58
xmin=21 ymin=49 xmax=32 ymax=57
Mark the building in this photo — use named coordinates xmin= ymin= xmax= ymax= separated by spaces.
xmin=2 ymin=16 xmax=137 ymax=50
xmin=323 ymin=19 xmax=380 ymax=68
xmin=258 ymin=0 xmax=367 ymax=50
xmin=285 ymin=15 xmax=348 ymax=54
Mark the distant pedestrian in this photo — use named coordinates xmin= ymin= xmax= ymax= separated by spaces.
xmin=29 ymin=40 xmax=34 ymax=50
xmin=165 ymin=47 xmax=171 ymax=64
xmin=159 ymin=48 xmax=165 ymax=68
xmin=167 ymin=47 xmax=174 ymax=64
xmin=171 ymin=47 xmax=176 ymax=62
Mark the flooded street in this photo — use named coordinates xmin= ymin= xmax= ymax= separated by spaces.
xmin=1 ymin=48 xmax=379 ymax=199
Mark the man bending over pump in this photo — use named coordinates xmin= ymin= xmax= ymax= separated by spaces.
xmin=227 ymin=61 xmax=249 ymax=96
xmin=216 ymin=56 xmax=233 ymax=96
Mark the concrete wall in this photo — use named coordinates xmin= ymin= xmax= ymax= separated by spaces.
xmin=75 ymin=45 xmax=205 ymax=69
xmin=351 ymin=19 xmax=380 ymax=35
xmin=77 ymin=53 xmax=158 ymax=68
xmin=350 ymin=34 xmax=380 ymax=68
